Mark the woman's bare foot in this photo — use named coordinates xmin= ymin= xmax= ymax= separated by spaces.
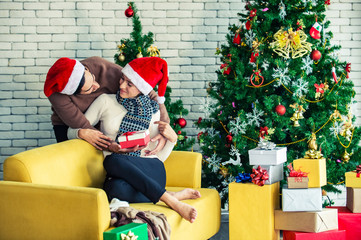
xmin=160 ymin=192 xmax=198 ymax=223
xmin=172 ymin=201 xmax=197 ymax=223
xmin=167 ymin=188 xmax=201 ymax=201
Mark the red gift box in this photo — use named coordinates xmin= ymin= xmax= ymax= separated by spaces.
xmin=283 ymin=229 xmax=346 ymax=240
xmin=327 ymin=206 xmax=361 ymax=240
xmin=117 ymin=130 xmax=150 ymax=149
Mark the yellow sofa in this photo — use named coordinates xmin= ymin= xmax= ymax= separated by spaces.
xmin=0 ymin=139 xmax=221 ymax=240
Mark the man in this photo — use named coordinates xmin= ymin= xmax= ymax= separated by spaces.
xmin=44 ymin=56 xmax=169 ymax=150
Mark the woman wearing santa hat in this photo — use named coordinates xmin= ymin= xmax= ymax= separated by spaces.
xmin=43 ymin=56 xmax=169 ymax=151
xmin=67 ymin=57 xmax=199 ymax=223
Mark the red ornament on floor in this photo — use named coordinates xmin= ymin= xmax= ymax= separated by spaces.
xmin=275 ymin=104 xmax=286 ymax=116
xmin=177 ymin=118 xmax=187 ymax=128
xmin=311 ymin=50 xmax=322 ymax=61
xmin=125 ymin=6 xmax=134 ymax=18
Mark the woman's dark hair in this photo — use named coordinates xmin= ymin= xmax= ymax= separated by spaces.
xmin=74 ymin=74 xmax=85 ymax=95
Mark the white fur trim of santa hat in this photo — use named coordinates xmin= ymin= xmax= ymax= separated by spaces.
xmin=122 ymin=64 xmax=154 ymax=96
xmin=60 ymin=60 xmax=85 ymax=95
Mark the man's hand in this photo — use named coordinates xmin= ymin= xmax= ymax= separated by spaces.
xmin=108 ymin=141 xmax=147 ymax=154
xmin=78 ymin=129 xmax=112 ymax=150
xmin=144 ymin=133 xmax=167 ymax=156
xmin=148 ymin=90 xmax=158 ymax=101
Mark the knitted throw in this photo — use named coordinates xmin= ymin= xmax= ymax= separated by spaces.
xmin=116 ymin=91 xmax=159 ymax=156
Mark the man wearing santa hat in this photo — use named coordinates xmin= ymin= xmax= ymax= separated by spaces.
xmin=44 ymin=56 xmax=169 ymax=150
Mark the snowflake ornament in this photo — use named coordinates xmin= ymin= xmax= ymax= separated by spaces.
xmin=229 ymin=117 xmax=247 ymax=135
xmin=329 ymin=121 xmax=342 ymax=137
xmin=272 ymin=67 xmax=292 ymax=87
xmin=246 ymin=107 xmax=264 ymax=127
xmin=292 ymin=77 xmax=309 ymax=98
xmin=199 ymin=97 xmax=214 ymax=117
xmin=301 ymin=56 xmax=313 ymax=75
xmin=245 ymin=30 xmax=256 ymax=47
xmin=279 ymin=1 xmax=287 ymax=20
xmin=261 ymin=60 xmax=270 ymax=71
xmin=208 ymin=153 xmax=222 ymax=173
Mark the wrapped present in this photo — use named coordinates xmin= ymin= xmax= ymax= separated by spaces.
xmin=229 ymin=182 xmax=280 ymax=240
xmin=287 ymin=163 xmax=309 ymax=188
xmin=327 ymin=206 xmax=361 ymax=240
xmin=252 ymin=164 xmax=283 ymax=185
xmin=293 ymin=158 xmax=326 ymax=187
xmin=346 ymin=187 xmax=361 ymax=213
xmin=282 ymin=186 xmax=322 ymax=212
xmin=103 ymin=223 xmax=148 ymax=240
xmin=275 ymin=208 xmax=338 ymax=233
xmin=248 ymin=147 xmax=287 ymax=165
xmin=345 ymin=167 xmax=361 ymax=188
xmin=283 ymin=229 xmax=346 ymax=240
xmin=117 ymin=130 xmax=150 ymax=149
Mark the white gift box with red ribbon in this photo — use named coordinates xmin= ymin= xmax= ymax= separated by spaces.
xmin=117 ymin=130 xmax=150 ymax=149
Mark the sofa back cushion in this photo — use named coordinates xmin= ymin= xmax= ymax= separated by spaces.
xmin=4 ymin=139 xmax=106 ymax=188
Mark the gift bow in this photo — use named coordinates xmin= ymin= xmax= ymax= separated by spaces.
xmin=121 ymin=230 xmax=138 ymax=240
xmin=287 ymin=163 xmax=308 ymax=177
xmin=122 ymin=131 xmax=136 ymax=141
xmin=235 ymin=173 xmax=252 ymax=183
xmin=356 ymin=164 xmax=361 ymax=178
xmin=251 ymin=166 xmax=269 ymax=186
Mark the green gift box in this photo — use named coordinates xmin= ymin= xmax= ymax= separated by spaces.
xmin=103 ymin=223 xmax=148 ymax=240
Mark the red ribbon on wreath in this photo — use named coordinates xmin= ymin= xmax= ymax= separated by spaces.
xmin=356 ymin=164 xmax=361 ymax=178
xmin=251 ymin=166 xmax=269 ymax=186
xmin=250 ymin=69 xmax=264 ymax=87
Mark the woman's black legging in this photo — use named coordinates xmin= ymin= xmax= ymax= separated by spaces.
xmin=103 ymin=153 xmax=166 ymax=204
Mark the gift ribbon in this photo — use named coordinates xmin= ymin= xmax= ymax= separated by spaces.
xmin=121 ymin=230 xmax=138 ymax=240
xmin=251 ymin=166 xmax=269 ymax=186
xmin=356 ymin=164 xmax=361 ymax=178
xmin=122 ymin=131 xmax=136 ymax=141
xmin=287 ymin=163 xmax=308 ymax=177
xmin=235 ymin=173 xmax=252 ymax=183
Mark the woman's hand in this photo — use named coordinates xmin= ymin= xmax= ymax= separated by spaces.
xmin=155 ymin=121 xmax=177 ymax=143
xmin=148 ymin=90 xmax=158 ymax=101
xmin=144 ymin=133 xmax=167 ymax=156
xmin=78 ymin=129 xmax=112 ymax=150
xmin=108 ymin=141 xmax=147 ymax=154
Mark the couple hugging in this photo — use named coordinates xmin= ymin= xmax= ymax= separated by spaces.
xmin=44 ymin=56 xmax=200 ymax=223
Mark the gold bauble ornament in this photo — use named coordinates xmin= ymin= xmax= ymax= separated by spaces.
xmin=118 ymin=54 xmax=125 ymax=62
xmin=136 ymin=52 xmax=143 ymax=58
xmin=341 ymin=150 xmax=351 ymax=163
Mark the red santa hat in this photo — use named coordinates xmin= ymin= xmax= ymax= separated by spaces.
xmin=44 ymin=57 xmax=85 ymax=97
xmin=122 ymin=57 xmax=169 ymax=104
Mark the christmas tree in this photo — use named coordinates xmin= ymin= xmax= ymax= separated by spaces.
xmin=197 ymin=0 xmax=361 ymax=207
xmin=115 ymin=2 xmax=195 ymax=151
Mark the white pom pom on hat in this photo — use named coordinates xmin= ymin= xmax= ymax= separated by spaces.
xmin=121 ymin=57 xmax=169 ymax=104
xmin=44 ymin=57 xmax=85 ymax=97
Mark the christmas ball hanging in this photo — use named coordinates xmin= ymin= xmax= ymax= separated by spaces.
xmin=226 ymin=134 xmax=233 ymax=143
xmin=177 ymin=118 xmax=187 ymax=128
xmin=136 ymin=52 xmax=143 ymax=58
xmin=118 ymin=54 xmax=125 ymax=62
xmin=311 ymin=50 xmax=322 ymax=61
xmin=275 ymin=104 xmax=286 ymax=116
xmin=125 ymin=6 xmax=134 ymax=18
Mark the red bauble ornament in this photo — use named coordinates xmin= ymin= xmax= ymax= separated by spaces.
xmin=245 ymin=20 xmax=251 ymax=30
xmin=197 ymin=117 xmax=202 ymax=124
xmin=226 ymin=134 xmax=233 ymax=143
xmin=275 ymin=104 xmax=286 ymax=116
xmin=125 ymin=6 xmax=134 ymax=18
xmin=177 ymin=118 xmax=187 ymax=128
xmin=311 ymin=50 xmax=322 ymax=61
xmin=177 ymin=130 xmax=182 ymax=135
xmin=233 ymin=32 xmax=241 ymax=45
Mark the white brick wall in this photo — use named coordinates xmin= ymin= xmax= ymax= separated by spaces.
xmin=0 ymin=0 xmax=360 ymax=208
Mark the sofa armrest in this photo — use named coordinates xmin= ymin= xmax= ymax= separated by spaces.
xmin=0 ymin=181 xmax=110 ymax=240
xmin=164 ymin=151 xmax=202 ymax=188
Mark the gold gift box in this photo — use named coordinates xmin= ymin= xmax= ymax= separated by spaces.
xmin=293 ymin=158 xmax=326 ymax=188
xmin=345 ymin=171 xmax=361 ymax=188
xmin=229 ymin=182 xmax=280 ymax=240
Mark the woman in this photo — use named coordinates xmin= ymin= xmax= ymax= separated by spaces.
xmin=68 ymin=57 xmax=199 ymax=223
